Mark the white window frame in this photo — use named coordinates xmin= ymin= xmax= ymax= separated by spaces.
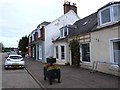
xmin=99 ymin=6 xmax=112 ymax=26
xmin=109 ymin=38 xmax=120 ymax=65
xmin=60 ymin=45 xmax=65 ymax=60
xmin=59 ymin=45 xmax=66 ymax=61
xmin=55 ymin=46 xmax=59 ymax=59
xmin=112 ymin=4 xmax=120 ymax=22
xmin=80 ymin=43 xmax=91 ymax=63
xmin=32 ymin=47 xmax=35 ymax=58
xmin=60 ymin=28 xmax=68 ymax=38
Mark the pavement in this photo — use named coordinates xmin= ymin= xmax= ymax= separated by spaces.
xmin=24 ymin=57 xmax=119 ymax=89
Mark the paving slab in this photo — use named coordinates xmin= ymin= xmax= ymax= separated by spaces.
xmin=24 ymin=58 xmax=119 ymax=89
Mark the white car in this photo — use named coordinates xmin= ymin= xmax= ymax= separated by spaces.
xmin=4 ymin=54 xmax=25 ymax=69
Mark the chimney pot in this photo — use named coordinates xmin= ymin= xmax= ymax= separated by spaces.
xmin=68 ymin=2 xmax=70 ymax=5
xmin=63 ymin=2 xmax=77 ymax=14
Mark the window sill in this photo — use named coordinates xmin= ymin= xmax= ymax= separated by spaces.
xmin=81 ymin=61 xmax=91 ymax=65
xmin=60 ymin=36 xmax=66 ymax=39
xmin=97 ymin=21 xmax=119 ymax=29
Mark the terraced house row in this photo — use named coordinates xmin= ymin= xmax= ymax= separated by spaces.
xmin=28 ymin=1 xmax=120 ymax=76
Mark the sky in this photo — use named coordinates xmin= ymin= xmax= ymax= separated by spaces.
xmin=0 ymin=0 xmax=119 ymax=48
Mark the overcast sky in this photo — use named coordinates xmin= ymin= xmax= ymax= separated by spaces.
xmin=0 ymin=0 xmax=119 ymax=48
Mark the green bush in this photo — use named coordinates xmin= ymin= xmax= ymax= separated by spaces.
xmin=70 ymin=39 xmax=80 ymax=66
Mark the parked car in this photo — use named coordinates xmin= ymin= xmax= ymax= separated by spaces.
xmin=4 ymin=54 xmax=25 ymax=69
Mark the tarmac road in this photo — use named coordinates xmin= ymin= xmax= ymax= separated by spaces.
xmin=1 ymin=53 xmax=41 ymax=89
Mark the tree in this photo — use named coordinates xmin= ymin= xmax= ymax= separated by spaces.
xmin=0 ymin=42 xmax=4 ymax=52
xmin=18 ymin=36 xmax=28 ymax=53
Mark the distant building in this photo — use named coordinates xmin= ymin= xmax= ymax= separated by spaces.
xmin=28 ymin=21 xmax=50 ymax=59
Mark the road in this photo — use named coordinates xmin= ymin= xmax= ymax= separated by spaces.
xmin=1 ymin=53 xmax=41 ymax=89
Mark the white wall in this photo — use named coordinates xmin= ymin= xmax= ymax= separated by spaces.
xmin=28 ymin=34 xmax=31 ymax=43
xmin=31 ymin=31 xmax=35 ymax=41
xmin=44 ymin=10 xmax=80 ymax=61
xmin=36 ymin=28 xmax=40 ymax=38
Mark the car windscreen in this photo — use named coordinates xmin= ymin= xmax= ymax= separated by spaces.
xmin=10 ymin=52 xmax=17 ymax=55
xmin=9 ymin=56 xmax=22 ymax=59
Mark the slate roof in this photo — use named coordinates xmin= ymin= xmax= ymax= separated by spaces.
xmin=68 ymin=12 xmax=98 ymax=37
xmin=53 ymin=12 xmax=98 ymax=42
xmin=98 ymin=1 xmax=120 ymax=12
xmin=52 ymin=37 xmax=68 ymax=43
xmin=37 ymin=21 xmax=51 ymax=28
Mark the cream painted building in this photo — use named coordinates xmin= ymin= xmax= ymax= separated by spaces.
xmin=91 ymin=23 xmax=120 ymax=76
xmin=90 ymin=1 xmax=120 ymax=76
xmin=53 ymin=1 xmax=120 ymax=76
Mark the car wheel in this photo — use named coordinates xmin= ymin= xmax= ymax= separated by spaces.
xmin=4 ymin=67 xmax=7 ymax=70
xmin=4 ymin=66 xmax=8 ymax=70
xmin=22 ymin=66 xmax=25 ymax=69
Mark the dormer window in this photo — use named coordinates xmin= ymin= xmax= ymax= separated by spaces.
xmin=60 ymin=27 xmax=68 ymax=38
xmin=100 ymin=8 xmax=111 ymax=24
xmin=98 ymin=2 xmax=120 ymax=27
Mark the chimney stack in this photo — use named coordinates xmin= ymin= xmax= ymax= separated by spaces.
xmin=63 ymin=1 xmax=77 ymax=14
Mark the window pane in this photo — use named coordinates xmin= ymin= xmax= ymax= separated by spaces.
xmin=101 ymin=8 xmax=111 ymax=24
xmin=61 ymin=30 xmax=63 ymax=37
xmin=61 ymin=46 xmax=64 ymax=52
xmin=113 ymin=41 xmax=120 ymax=64
xmin=113 ymin=5 xmax=120 ymax=21
xmin=64 ymin=28 xmax=68 ymax=36
xmin=61 ymin=46 xmax=65 ymax=59
xmin=61 ymin=53 xmax=65 ymax=59
xmin=81 ymin=44 xmax=90 ymax=62
xmin=56 ymin=46 xmax=58 ymax=52
xmin=55 ymin=46 xmax=58 ymax=59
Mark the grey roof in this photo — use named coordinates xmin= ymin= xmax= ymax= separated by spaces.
xmin=53 ymin=25 xmax=76 ymax=42
xmin=52 ymin=37 xmax=68 ymax=43
xmin=98 ymin=1 xmax=120 ymax=12
xmin=37 ymin=21 xmax=51 ymax=28
xmin=53 ymin=1 xmax=120 ymax=42
xmin=53 ymin=12 xmax=98 ymax=42
xmin=41 ymin=21 xmax=51 ymax=25
xmin=68 ymin=12 xmax=97 ymax=37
